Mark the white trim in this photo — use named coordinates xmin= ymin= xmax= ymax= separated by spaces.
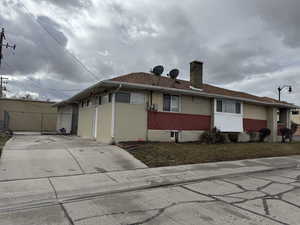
xmin=213 ymin=98 xmax=243 ymax=132
xmin=111 ymin=93 xmax=116 ymax=140
xmin=189 ymin=86 xmax=203 ymax=91
xmin=94 ymin=106 xmax=98 ymax=138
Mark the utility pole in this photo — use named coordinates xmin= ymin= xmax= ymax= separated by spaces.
xmin=0 ymin=28 xmax=16 ymax=98
xmin=0 ymin=76 xmax=8 ymax=98
xmin=0 ymin=28 xmax=5 ymax=67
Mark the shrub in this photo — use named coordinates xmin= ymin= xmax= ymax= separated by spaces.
xmin=200 ymin=127 xmax=226 ymax=144
xmin=228 ymin=133 xmax=239 ymax=143
xmin=291 ymin=122 xmax=298 ymax=134
xmin=259 ymin=128 xmax=271 ymax=142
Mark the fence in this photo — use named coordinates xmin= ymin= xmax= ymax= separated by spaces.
xmin=2 ymin=111 xmax=59 ymax=132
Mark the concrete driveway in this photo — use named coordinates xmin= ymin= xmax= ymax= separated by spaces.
xmin=0 ymin=134 xmax=147 ymax=181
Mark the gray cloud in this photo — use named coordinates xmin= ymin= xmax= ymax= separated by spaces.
xmin=39 ymin=0 xmax=92 ymax=10
xmin=1 ymin=0 xmax=300 ymax=105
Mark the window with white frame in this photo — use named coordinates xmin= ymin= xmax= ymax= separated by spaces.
xmin=101 ymin=95 xmax=109 ymax=104
xmin=163 ymin=94 xmax=180 ymax=112
xmin=114 ymin=92 xmax=145 ymax=104
xmin=216 ymin=99 xmax=241 ymax=114
xmin=131 ymin=92 xmax=145 ymax=104
xmin=116 ymin=92 xmax=130 ymax=103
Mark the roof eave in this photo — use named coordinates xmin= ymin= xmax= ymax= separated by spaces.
xmin=53 ymin=80 xmax=298 ymax=109
xmin=103 ymin=81 xmax=298 ymax=109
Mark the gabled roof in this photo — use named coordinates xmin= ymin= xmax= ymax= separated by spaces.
xmin=54 ymin=72 xmax=298 ymax=108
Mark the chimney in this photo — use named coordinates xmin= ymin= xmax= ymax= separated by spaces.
xmin=190 ymin=61 xmax=203 ymax=89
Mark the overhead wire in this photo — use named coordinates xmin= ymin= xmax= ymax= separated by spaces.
xmin=18 ymin=2 xmax=101 ymax=82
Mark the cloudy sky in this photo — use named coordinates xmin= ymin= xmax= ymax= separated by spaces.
xmin=0 ymin=0 xmax=300 ymax=104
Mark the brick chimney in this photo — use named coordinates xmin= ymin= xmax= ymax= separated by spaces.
xmin=190 ymin=61 xmax=203 ymax=89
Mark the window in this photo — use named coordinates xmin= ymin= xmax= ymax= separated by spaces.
xmin=81 ymin=101 xmax=84 ymax=108
xmin=116 ymin=92 xmax=130 ymax=103
xmin=292 ymin=110 xmax=299 ymax=115
xmin=109 ymin=94 xmax=112 ymax=102
xmin=101 ymin=95 xmax=109 ymax=104
xmin=216 ymin=100 xmax=223 ymax=112
xmin=98 ymin=96 xmax=102 ymax=105
xmin=91 ymin=97 xmax=98 ymax=105
xmin=163 ymin=94 xmax=179 ymax=112
xmin=170 ymin=131 xmax=175 ymax=138
xmin=216 ymin=99 xmax=241 ymax=114
xmin=86 ymin=99 xmax=90 ymax=107
xmin=131 ymin=93 xmax=145 ymax=104
xmin=236 ymin=102 xmax=241 ymax=114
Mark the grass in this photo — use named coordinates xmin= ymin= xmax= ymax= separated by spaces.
xmin=125 ymin=142 xmax=300 ymax=167
xmin=0 ymin=134 xmax=11 ymax=158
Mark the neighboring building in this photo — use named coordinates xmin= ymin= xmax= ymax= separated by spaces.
xmin=0 ymin=98 xmax=57 ymax=132
xmin=291 ymin=109 xmax=300 ymax=136
xmin=55 ymin=61 xmax=298 ymax=143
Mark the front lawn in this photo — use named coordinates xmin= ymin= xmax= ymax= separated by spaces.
xmin=0 ymin=134 xmax=11 ymax=158
xmin=124 ymin=142 xmax=300 ymax=167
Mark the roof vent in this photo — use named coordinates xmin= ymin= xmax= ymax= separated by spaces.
xmin=151 ymin=65 xmax=164 ymax=76
xmin=168 ymin=69 xmax=179 ymax=80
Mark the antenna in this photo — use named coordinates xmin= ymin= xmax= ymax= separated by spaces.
xmin=151 ymin=65 xmax=164 ymax=76
xmin=168 ymin=69 xmax=180 ymax=80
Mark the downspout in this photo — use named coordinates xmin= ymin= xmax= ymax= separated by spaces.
xmin=146 ymin=91 xmax=153 ymax=141
xmin=111 ymin=84 xmax=122 ymax=144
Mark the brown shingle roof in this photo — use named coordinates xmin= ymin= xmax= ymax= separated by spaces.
xmin=110 ymin=72 xmax=291 ymax=105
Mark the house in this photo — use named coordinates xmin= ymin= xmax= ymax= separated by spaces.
xmin=55 ymin=61 xmax=298 ymax=143
xmin=0 ymin=98 xmax=57 ymax=132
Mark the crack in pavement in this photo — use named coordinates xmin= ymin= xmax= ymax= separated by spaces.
xmin=180 ymin=186 xmax=289 ymax=225
xmin=74 ymin=200 xmax=217 ymax=224
xmin=262 ymin=198 xmax=270 ymax=215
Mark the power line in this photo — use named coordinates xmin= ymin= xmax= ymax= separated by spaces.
xmin=19 ymin=3 xmax=101 ymax=82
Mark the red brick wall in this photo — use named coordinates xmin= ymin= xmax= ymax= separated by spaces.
xmin=148 ymin=111 xmax=211 ymax=131
xmin=243 ymin=118 xmax=268 ymax=132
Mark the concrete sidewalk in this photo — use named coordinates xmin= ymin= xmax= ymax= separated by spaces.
xmin=1 ymin=155 xmax=300 ymax=211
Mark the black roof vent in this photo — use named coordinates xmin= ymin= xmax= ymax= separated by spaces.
xmin=151 ymin=65 xmax=164 ymax=76
xmin=168 ymin=69 xmax=179 ymax=80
